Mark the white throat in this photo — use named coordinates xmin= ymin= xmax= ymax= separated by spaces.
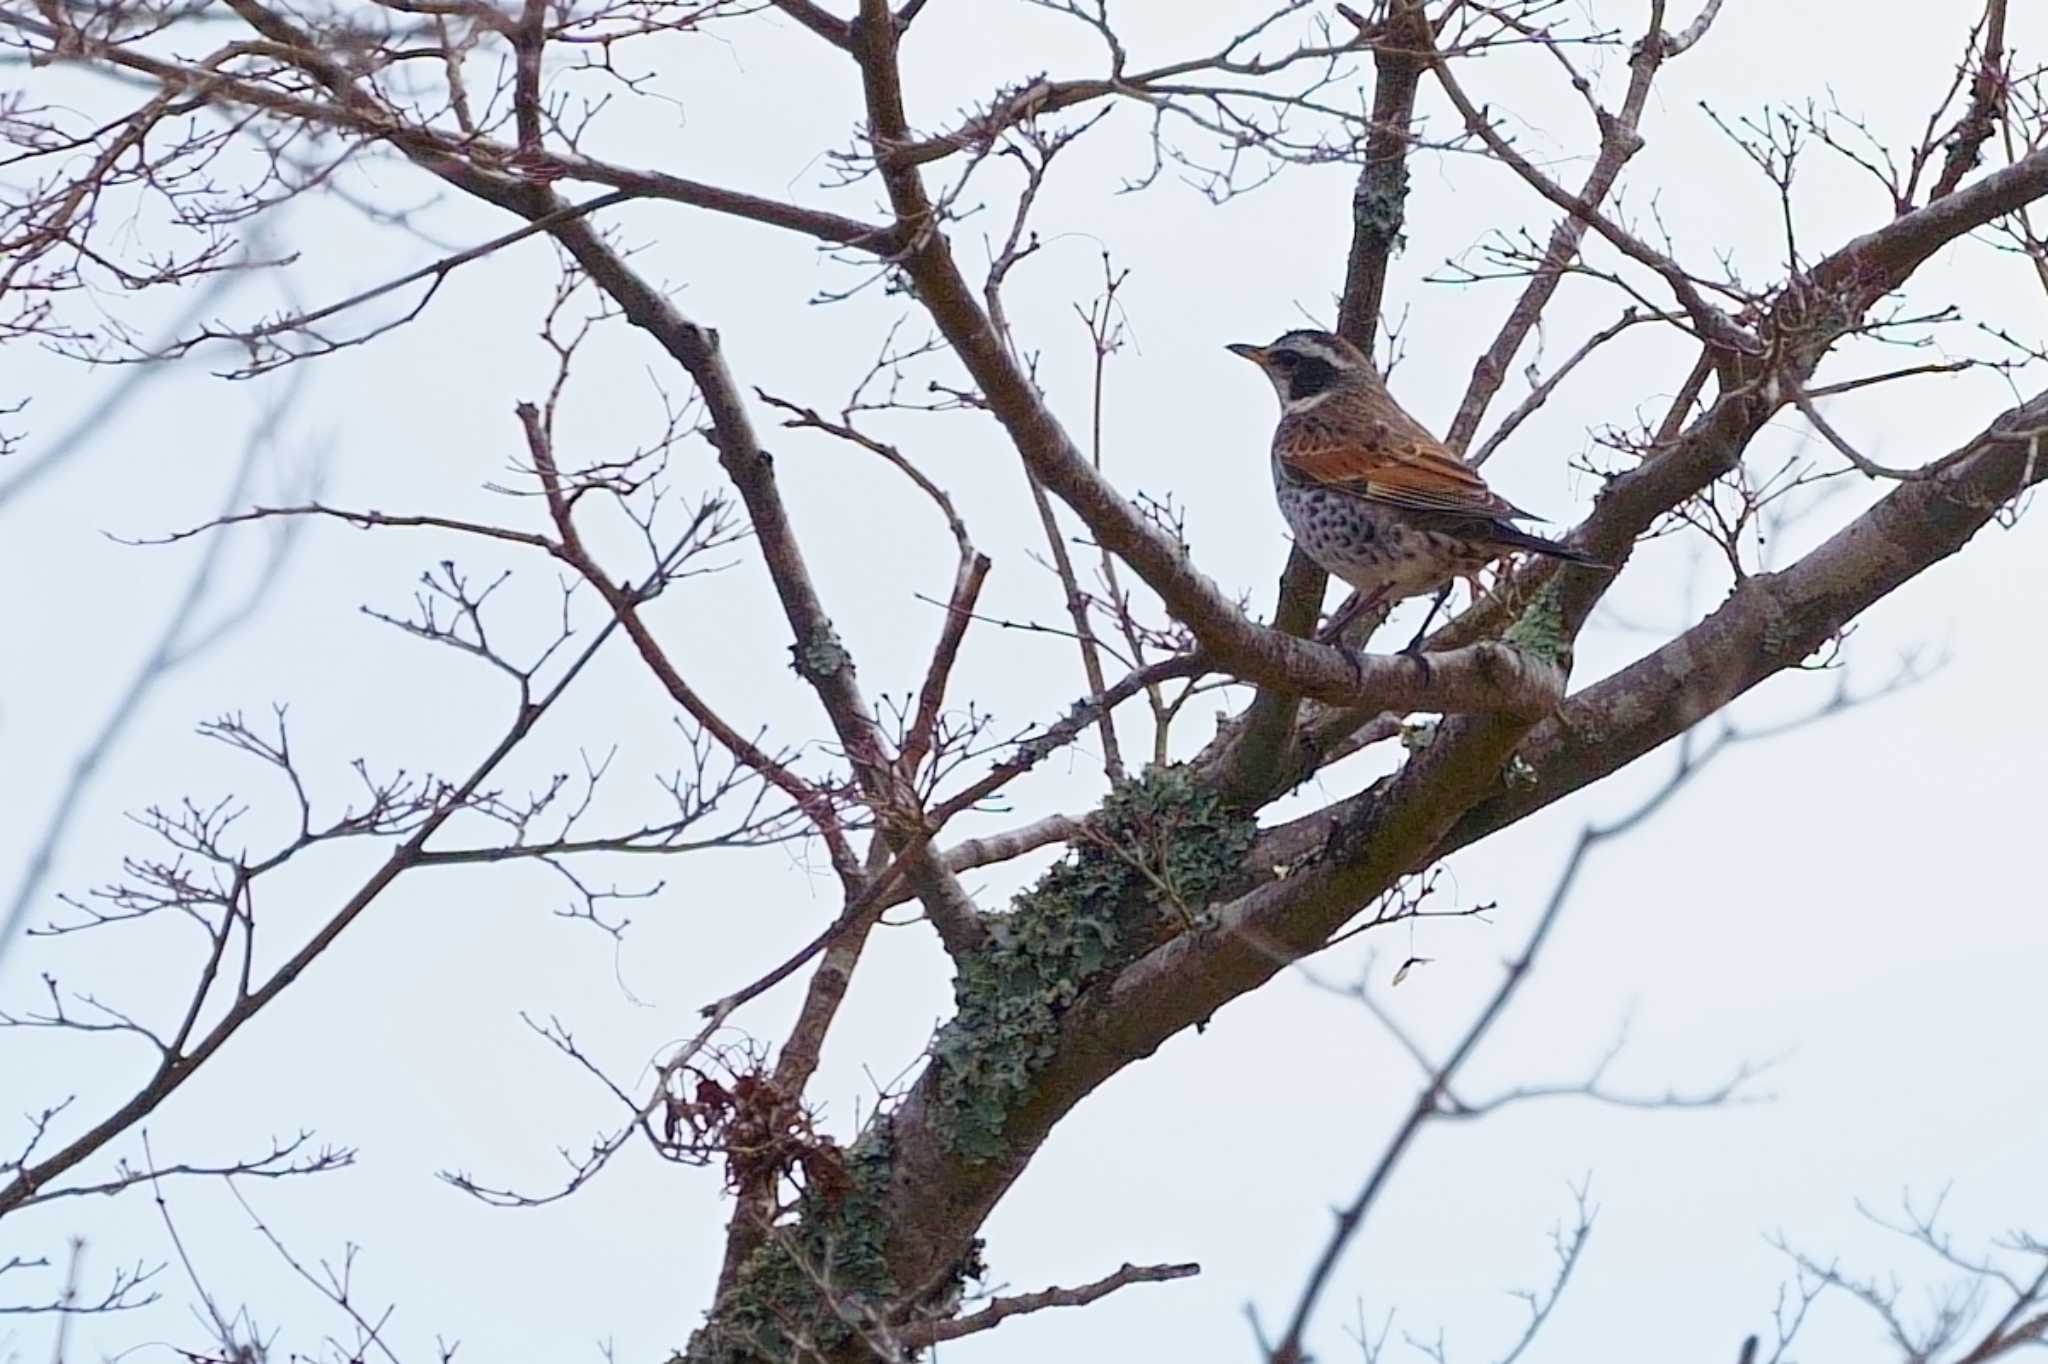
xmin=1282 ymin=387 xmax=1339 ymax=414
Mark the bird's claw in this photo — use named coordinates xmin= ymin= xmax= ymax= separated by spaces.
xmin=1398 ymin=635 xmax=1435 ymax=687
xmin=1339 ymin=639 xmax=1368 ymax=690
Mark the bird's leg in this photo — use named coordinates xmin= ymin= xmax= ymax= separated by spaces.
xmin=1320 ymin=584 xmax=1391 ymax=642
xmin=1342 ymin=642 xmax=1368 ymax=691
xmin=1400 ymin=583 xmax=1455 ymax=657
xmin=1315 ymin=588 xmax=1370 ymax=644
xmin=1318 ymin=585 xmax=1387 ymax=691
xmin=1393 ymin=583 xmax=1457 ymax=689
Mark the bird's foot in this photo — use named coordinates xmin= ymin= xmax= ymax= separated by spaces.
xmin=1398 ymin=634 xmax=1435 ymax=687
xmin=1396 ymin=583 xmax=1451 ymax=687
xmin=1336 ymin=638 xmax=1368 ymax=691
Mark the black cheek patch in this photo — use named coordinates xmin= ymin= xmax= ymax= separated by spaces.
xmin=1289 ymin=355 xmax=1339 ymax=397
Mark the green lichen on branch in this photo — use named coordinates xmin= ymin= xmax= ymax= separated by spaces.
xmin=684 ymin=1123 xmax=912 ymax=1364
xmin=928 ymin=767 xmax=1257 ymax=1162
xmin=1503 ymin=576 xmax=1570 ymax=664
xmin=1353 ymin=164 xmax=1410 ymax=253
xmin=791 ymin=622 xmax=851 ymax=682
xmin=679 ymin=771 xmax=1254 ymax=1358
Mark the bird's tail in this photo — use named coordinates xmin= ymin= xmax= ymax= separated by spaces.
xmin=1486 ymin=522 xmax=1613 ymax=568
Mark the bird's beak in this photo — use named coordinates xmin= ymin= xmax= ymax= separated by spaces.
xmin=1225 ymin=342 xmax=1267 ymax=366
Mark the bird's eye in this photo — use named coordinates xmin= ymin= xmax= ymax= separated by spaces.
xmin=1270 ymin=350 xmax=1300 ymax=368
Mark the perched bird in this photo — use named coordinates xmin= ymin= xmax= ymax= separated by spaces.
xmin=1228 ymin=328 xmax=1604 ymax=646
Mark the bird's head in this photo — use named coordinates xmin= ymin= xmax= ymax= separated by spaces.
xmin=1226 ymin=329 xmax=1372 ymax=411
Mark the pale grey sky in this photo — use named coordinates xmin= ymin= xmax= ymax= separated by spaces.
xmin=4 ymin=3 xmax=2045 ymax=1361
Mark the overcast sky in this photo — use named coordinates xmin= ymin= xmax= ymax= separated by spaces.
xmin=5 ymin=3 xmax=2046 ymax=1361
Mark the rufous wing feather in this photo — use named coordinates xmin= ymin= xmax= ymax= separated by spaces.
xmin=1279 ymin=413 xmax=1525 ymax=519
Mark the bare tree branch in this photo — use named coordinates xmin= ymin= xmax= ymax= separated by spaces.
xmin=900 ymin=1260 xmax=1200 ymax=1346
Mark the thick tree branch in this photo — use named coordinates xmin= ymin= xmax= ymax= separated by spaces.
xmin=1593 ymin=142 xmax=2047 ymax=533
xmin=850 ymin=0 xmax=1562 ymax=730
xmin=1238 ymin=389 xmax=2046 ymax=885
xmin=1334 ymin=0 xmax=1428 ymax=349
xmin=513 ymin=202 xmax=995 ymax=962
xmin=872 ymin=699 xmax=1547 ymax=1292
xmin=519 ymin=233 xmax=1007 ymax=1305
xmin=1203 ymin=0 xmax=1430 ymax=809
xmin=855 ymin=381 xmax=2047 ymax=1316
xmin=1446 ymin=391 xmax=2047 ymax=851
xmin=15 ymin=5 xmax=2048 ymax=1360
xmin=1457 ymin=140 xmax=2048 ymax=663
xmin=770 ymin=0 xmax=852 ymax=50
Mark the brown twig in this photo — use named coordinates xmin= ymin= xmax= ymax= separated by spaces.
xmin=903 ymin=1260 xmax=1201 ymax=1345
xmin=1467 ymin=308 xmax=1665 ymax=467
xmin=1447 ymin=0 xmax=1726 ymax=451
xmin=1928 ymin=0 xmax=2009 ymax=202
xmin=1419 ymin=10 xmax=1748 ymax=358
xmin=0 ymin=576 xmax=629 ymax=1216
xmin=518 ymin=401 xmax=865 ymax=884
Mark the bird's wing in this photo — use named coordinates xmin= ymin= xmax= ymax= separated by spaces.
xmin=1280 ymin=403 xmax=1524 ymax=518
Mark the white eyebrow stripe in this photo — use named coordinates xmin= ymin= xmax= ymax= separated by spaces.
xmin=1274 ymin=337 xmax=1350 ymax=368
